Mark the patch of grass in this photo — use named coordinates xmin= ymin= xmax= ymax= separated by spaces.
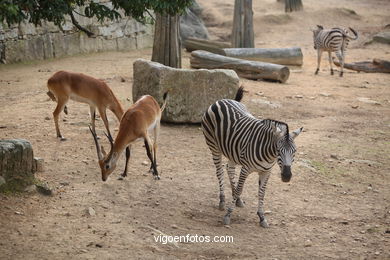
xmin=367 ymin=227 xmax=380 ymax=233
xmin=310 ymin=160 xmax=345 ymax=178
xmin=0 ymin=175 xmax=36 ymax=194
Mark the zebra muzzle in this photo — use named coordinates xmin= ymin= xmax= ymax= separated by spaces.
xmin=281 ymin=166 xmax=292 ymax=182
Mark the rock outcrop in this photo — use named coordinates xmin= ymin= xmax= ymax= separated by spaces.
xmin=0 ymin=139 xmax=41 ymax=192
xmin=133 ymin=59 xmax=240 ymax=123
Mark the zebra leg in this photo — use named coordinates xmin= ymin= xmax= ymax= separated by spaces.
xmin=226 ymin=161 xmax=244 ymax=207
xmin=336 ymin=50 xmax=344 ymax=77
xmin=328 ymin=51 xmax=334 ymax=75
xmin=257 ymin=172 xmax=271 ymax=228
xmin=224 ymin=167 xmax=250 ymax=225
xmin=315 ymin=49 xmax=323 ymax=75
xmin=212 ymin=153 xmax=226 ymax=210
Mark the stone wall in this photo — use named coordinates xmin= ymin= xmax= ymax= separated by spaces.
xmin=0 ymin=5 xmax=154 ymax=63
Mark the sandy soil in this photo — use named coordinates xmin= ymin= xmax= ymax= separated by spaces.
xmin=1 ymin=0 xmax=389 ymax=259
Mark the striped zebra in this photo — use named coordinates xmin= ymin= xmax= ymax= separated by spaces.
xmin=201 ymin=87 xmax=303 ymax=227
xmin=312 ymin=25 xmax=358 ymax=77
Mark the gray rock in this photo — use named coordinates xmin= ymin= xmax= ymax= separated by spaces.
xmin=35 ymin=182 xmax=53 ymax=196
xmin=372 ymin=31 xmax=390 ymax=44
xmin=24 ymin=185 xmax=37 ymax=193
xmin=250 ymin=98 xmax=281 ymax=109
xmin=133 ymin=59 xmax=240 ymax=123
xmin=87 ymin=207 xmax=96 ymax=216
xmin=180 ymin=1 xmax=209 ymax=41
xmin=33 ymin=157 xmax=44 ymax=172
xmin=0 ymin=139 xmax=35 ymax=191
xmin=357 ymin=97 xmax=381 ymax=105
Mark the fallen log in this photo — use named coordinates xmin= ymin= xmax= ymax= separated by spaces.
xmin=223 ymin=47 xmax=303 ymax=66
xmin=333 ymin=58 xmax=390 ymax=73
xmin=191 ymin=50 xmax=290 ymax=83
xmin=184 ymin=37 xmax=231 ymax=55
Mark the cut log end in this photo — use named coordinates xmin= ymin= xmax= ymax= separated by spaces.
xmin=279 ymin=67 xmax=290 ymax=83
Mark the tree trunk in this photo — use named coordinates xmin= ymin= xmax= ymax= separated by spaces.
xmin=285 ymin=0 xmax=303 ymax=12
xmin=152 ymin=13 xmax=181 ymax=68
xmin=190 ymin=50 xmax=290 ymax=83
xmin=183 ymin=37 xmax=231 ymax=54
xmin=232 ymin=0 xmax=254 ymax=48
xmin=223 ymin=47 xmax=303 ymax=66
xmin=333 ymin=59 xmax=390 ymax=73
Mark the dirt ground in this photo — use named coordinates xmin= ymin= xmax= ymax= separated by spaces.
xmin=1 ymin=0 xmax=389 ymax=259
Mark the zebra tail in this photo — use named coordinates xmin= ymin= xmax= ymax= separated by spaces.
xmin=234 ymin=86 xmax=244 ymax=102
xmin=347 ymin=27 xmax=358 ymax=40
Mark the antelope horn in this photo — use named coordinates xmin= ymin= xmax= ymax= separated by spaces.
xmin=104 ymin=131 xmax=114 ymax=151
xmin=89 ymin=125 xmax=103 ymax=160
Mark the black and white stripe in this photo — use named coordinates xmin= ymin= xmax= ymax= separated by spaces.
xmin=201 ymin=87 xmax=303 ymax=227
xmin=312 ymin=25 xmax=358 ymax=77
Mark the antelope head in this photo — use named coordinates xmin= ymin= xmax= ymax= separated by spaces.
xmin=89 ymin=126 xmax=119 ymax=181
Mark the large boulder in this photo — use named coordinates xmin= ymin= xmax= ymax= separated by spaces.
xmin=133 ymin=59 xmax=240 ymax=123
xmin=180 ymin=1 xmax=209 ymax=41
xmin=0 ymin=139 xmax=38 ymax=192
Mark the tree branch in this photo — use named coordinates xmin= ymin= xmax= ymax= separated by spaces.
xmin=69 ymin=11 xmax=94 ymax=37
xmin=146 ymin=9 xmax=156 ymax=23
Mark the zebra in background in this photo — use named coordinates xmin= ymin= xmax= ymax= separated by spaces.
xmin=312 ymin=25 xmax=358 ymax=77
xmin=201 ymin=87 xmax=303 ymax=227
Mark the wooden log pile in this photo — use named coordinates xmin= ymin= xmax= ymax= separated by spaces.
xmin=223 ymin=47 xmax=303 ymax=66
xmin=190 ymin=50 xmax=290 ymax=83
xmin=184 ymin=38 xmax=303 ymax=66
xmin=183 ymin=37 xmax=231 ymax=55
xmin=334 ymin=59 xmax=390 ymax=73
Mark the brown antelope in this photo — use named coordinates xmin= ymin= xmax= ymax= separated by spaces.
xmin=47 ymin=71 xmax=124 ymax=141
xmin=89 ymin=93 xmax=168 ymax=181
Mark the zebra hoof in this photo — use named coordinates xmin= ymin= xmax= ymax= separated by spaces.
xmin=223 ymin=215 xmax=231 ymax=225
xmin=339 ymin=72 xmax=343 ymax=77
xmin=154 ymin=175 xmax=160 ymax=180
xmin=236 ymin=198 xmax=244 ymax=207
xmin=59 ymin=137 xmax=67 ymax=141
xmin=331 ymin=70 xmax=334 ymax=75
xmin=314 ymin=69 xmax=319 ymax=75
xmin=260 ymin=219 xmax=269 ymax=228
xmin=219 ymin=201 xmax=225 ymax=211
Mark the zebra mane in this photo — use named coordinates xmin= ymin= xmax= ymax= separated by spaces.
xmin=263 ymin=119 xmax=289 ymax=141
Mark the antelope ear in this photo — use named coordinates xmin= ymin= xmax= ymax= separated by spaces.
xmin=291 ymin=127 xmax=303 ymax=139
xmin=317 ymin=25 xmax=324 ymax=30
xmin=101 ymin=145 xmax=107 ymax=156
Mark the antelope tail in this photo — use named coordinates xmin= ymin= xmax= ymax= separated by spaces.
xmin=47 ymin=90 xmax=68 ymax=115
xmin=47 ymin=91 xmax=56 ymax=101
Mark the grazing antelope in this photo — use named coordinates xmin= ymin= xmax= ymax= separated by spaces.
xmin=47 ymin=71 xmax=124 ymax=141
xmin=89 ymin=93 xmax=168 ymax=182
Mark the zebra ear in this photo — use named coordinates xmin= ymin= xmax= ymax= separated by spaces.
xmin=275 ymin=127 xmax=284 ymax=138
xmin=317 ymin=25 xmax=324 ymax=30
xmin=290 ymin=127 xmax=303 ymax=139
